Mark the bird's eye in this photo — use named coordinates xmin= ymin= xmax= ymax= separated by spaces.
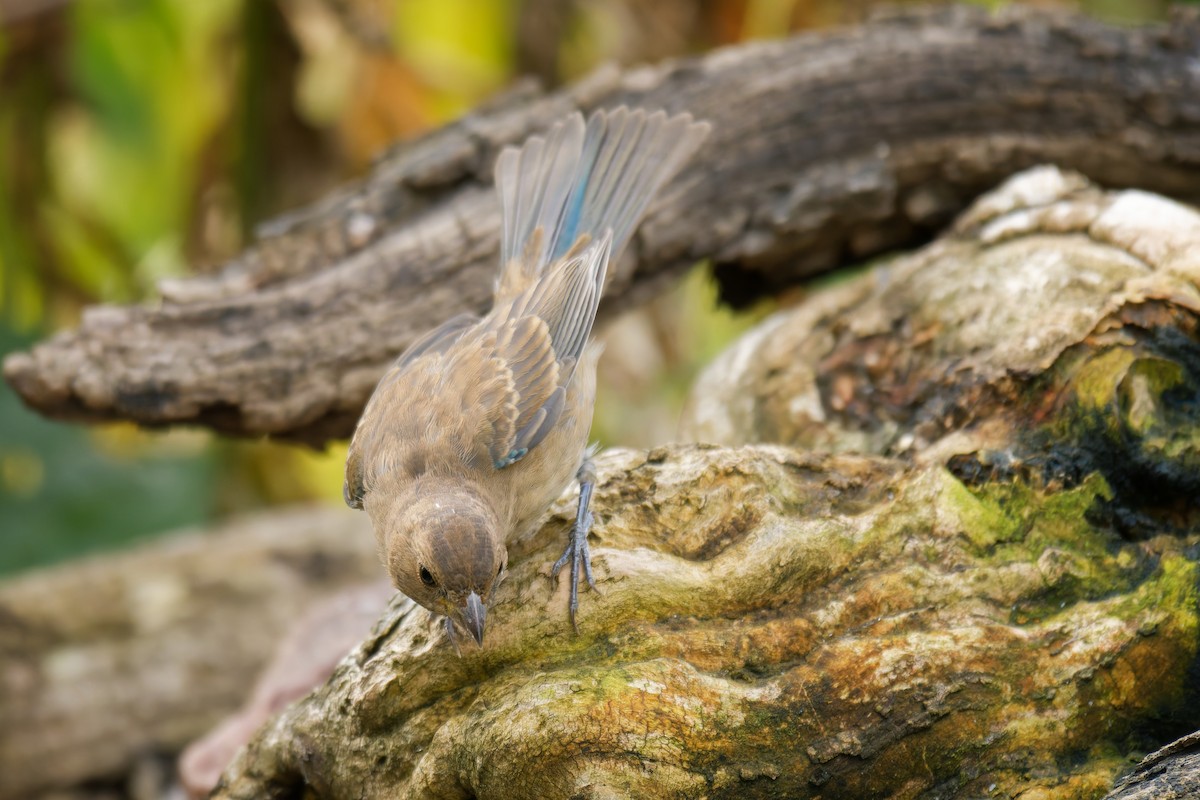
xmin=419 ymin=566 xmax=437 ymax=587
xmin=497 ymin=563 xmax=504 ymax=578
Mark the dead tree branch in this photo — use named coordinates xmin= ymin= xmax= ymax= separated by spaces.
xmin=4 ymin=6 xmax=1200 ymax=445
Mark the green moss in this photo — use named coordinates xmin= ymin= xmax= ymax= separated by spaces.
xmin=941 ymin=469 xmax=1156 ymax=624
xmin=1117 ymin=357 xmax=1186 ymax=435
xmin=1067 ymin=347 xmax=1136 ymax=412
xmin=1039 ymin=340 xmax=1200 ymax=506
xmin=1037 ymin=346 xmax=1134 ymax=459
xmin=1023 ymin=472 xmax=1113 ymax=556
xmin=946 ymin=470 xmax=1112 ymax=556
xmin=1069 ymin=555 xmax=1200 ymax=725
xmin=1131 ymin=555 xmax=1199 ymax=648
xmin=940 ymin=470 xmax=1027 ymax=550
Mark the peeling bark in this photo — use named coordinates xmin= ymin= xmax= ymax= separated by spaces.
xmin=210 ymin=170 xmax=1200 ymax=798
xmin=5 ymin=6 xmax=1200 ymax=445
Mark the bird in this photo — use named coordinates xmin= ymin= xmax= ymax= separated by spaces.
xmin=344 ymin=106 xmax=710 ymax=647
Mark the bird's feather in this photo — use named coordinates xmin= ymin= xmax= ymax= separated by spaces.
xmin=443 ymin=313 xmax=562 ymax=469
xmin=344 ymin=314 xmax=478 ymax=508
xmin=503 ymin=232 xmax=611 ymax=377
xmin=493 ymin=107 xmax=710 ymax=304
xmin=392 ymin=313 xmax=478 ymax=372
xmin=347 ymin=106 xmax=710 ymax=509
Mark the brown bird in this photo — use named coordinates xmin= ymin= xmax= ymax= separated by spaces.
xmin=344 ymin=106 xmax=709 ymax=646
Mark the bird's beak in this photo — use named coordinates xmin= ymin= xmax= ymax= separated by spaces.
xmin=464 ymin=591 xmax=486 ymax=646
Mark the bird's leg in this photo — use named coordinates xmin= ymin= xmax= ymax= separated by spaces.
xmin=552 ymin=455 xmax=599 ymax=631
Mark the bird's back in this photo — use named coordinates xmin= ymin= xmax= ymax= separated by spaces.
xmin=346 ymin=107 xmax=710 ymax=538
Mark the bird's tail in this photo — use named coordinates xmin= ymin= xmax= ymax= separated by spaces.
xmin=492 ymin=107 xmax=710 ymax=304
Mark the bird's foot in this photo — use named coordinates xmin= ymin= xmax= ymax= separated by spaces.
xmin=551 ymin=456 xmax=599 ymax=631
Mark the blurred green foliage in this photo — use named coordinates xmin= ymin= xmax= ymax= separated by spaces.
xmin=0 ymin=329 xmax=219 ymax=574
xmin=0 ymin=0 xmax=1170 ymax=576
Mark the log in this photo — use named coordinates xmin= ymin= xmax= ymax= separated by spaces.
xmin=210 ymin=171 xmax=1200 ymax=799
xmin=679 ymin=165 xmax=1200 ymax=537
xmin=215 ymin=447 xmax=1199 ymax=799
xmin=5 ymin=6 xmax=1200 ymax=446
xmin=0 ymin=506 xmax=382 ymax=800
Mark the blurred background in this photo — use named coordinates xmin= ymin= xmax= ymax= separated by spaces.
xmin=0 ymin=0 xmax=1172 ymax=577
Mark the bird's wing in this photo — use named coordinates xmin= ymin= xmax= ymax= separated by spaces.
xmin=344 ymin=230 xmax=612 ymax=506
xmin=450 ymin=319 xmax=559 ymax=470
xmin=480 ymin=232 xmax=614 ymax=468
xmin=392 ymin=313 xmax=478 ymax=371
xmin=343 ymin=298 xmax=572 ymax=506
xmin=502 ymin=231 xmax=610 ymax=379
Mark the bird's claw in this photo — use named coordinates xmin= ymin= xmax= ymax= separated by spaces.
xmin=551 ymin=510 xmax=598 ymax=631
xmin=444 ymin=616 xmax=462 ymax=657
xmin=552 ymin=455 xmax=599 ymax=632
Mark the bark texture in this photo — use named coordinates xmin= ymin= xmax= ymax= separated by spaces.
xmin=1104 ymin=729 xmax=1200 ymax=800
xmin=215 ymin=446 xmax=1199 ymax=800
xmin=210 ymin=170 xmax=1200 ymax=799
xmin=0 ymin=506 xmax=380 ymax=800
xmin=5 ymin=6 xmax=1200 ymax=445
xmin=679 ymin=166 xmax=1200 ymax=537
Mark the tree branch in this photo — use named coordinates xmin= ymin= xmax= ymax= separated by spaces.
xmin=5 ymin=6 xmax=1200 ymax=445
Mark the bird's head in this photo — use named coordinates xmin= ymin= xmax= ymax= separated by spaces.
xmin=367 ymin=478 xmax=506 ymax=646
